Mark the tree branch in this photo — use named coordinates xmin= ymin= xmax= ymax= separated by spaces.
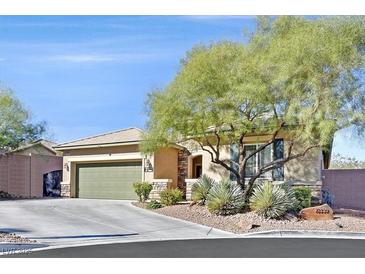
xmin=213 ymin=129 xmax=221 ymax=160
xmin=243 ymin=144 xmax=320 ymax=201
xmin=197 ymin=139 xmax=241 ymax=183
xmin=214 ymin=158 xmax=241 ymax=181
xmin=197 ymin=141 xmax=214 ymax=162
xmin=239 ymin=122 xmax=285 ymax=181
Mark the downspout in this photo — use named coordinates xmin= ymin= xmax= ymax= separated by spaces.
xmin=29 ymin=153 xmax=32 ymax=197
xmin=142 ymin=156 xmax=146 ymax=181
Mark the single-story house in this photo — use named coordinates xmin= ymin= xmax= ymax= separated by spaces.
xmin=0 ymin=139 xmax=63 ymax=197
xmin=54 ymin=127 xmax=326 ymax=200
xmin=54 ymin=128 xmax=183 ymax=199
xmin=7 ymin=139 xmax=61 ymax=156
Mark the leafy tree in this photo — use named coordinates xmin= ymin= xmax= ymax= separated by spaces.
xmin=143 ymin=16 xmax=365 ymax=204
xmin=330 ymin=153 xmax=365 ymax=169
xmin=0 ymin=89 xmax=46 ymax=152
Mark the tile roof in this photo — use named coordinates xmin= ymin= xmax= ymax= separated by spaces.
xmin=10 ymin=139 xmax=58 ymax=154
xmin=55 ymin=127 xmax=144 ymax=149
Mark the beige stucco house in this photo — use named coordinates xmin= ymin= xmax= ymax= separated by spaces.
xmin=54 ymin=127 xmax=325 ymax=200
xmin=54 ymin=128 xmax=182 ymax=199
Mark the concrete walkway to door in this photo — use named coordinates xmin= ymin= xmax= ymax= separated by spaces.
xmin=0 ymin=199 xmax=232 ymax=248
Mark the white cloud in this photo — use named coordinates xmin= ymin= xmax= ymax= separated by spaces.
xmin=50 ymin=54 xmax=118 ymax=63
xmin=181 ymin=15 xmax=254 ymax=21
xmin=0 ymin=21 xmax=131 ymax=29
xmin=47 ymin=51 xmax=176 ymax=64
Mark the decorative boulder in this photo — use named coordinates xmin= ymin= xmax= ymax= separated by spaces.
xmin=299 ymin=204 xmax=334 ymax=221
xmin=238 ymin=220 xmax=253 ymax=231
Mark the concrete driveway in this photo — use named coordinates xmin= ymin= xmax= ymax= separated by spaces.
xmin=0 ymin=199 xmax=231 ymax=248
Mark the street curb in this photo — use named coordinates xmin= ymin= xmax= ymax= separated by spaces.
xmin=239 ymin=230 xmax=365 ymax=239
xmin=0 ymin=242 xmax=48 ymax=256
xmin=128 ymin=201 xmax=234 ymax=237
xmin=0 ymin=235 xmax=237 ymax=255
xmin=3 ymin=230 xmax=365 ymax=256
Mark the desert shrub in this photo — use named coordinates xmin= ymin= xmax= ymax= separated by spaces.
xmin=191 ymin=175 xmax=215 ymax=204
xmin=133 ymin=182 xmax=153 ymax=202
xmin=147 ymin=200 xmax=162 ymax=209
xmin=206 ymin=180 xmax=244 ymax=215
xmin=293 ymin=187 xmax=312 ymax=212
xmin=160 ymin=188 xmax=183 ymax=206
xmin=250 ymin=182 xmax=297 ymax=219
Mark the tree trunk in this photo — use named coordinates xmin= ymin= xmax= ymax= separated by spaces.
xmin=243 ymin=176 xmax=257 ymax=205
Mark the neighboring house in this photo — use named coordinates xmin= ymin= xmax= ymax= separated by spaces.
xmin=55 ymin=127 xmax=326 ymax=200
xmin=8 ymin=139 xmax=60 ymax=156
xmin=0 ymin=139 xmax=63 ymax=197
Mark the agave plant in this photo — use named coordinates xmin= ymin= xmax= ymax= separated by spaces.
xmin=191 ymin=175 xmax=215 ymax=205
xmin=250 ymin=181 xmax=297 ymax=219
xmin=206 ymin=180 xmax=244 ymax=215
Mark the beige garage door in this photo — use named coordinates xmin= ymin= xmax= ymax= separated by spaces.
xmin=76 ymin=162 xmax=142 ymax=200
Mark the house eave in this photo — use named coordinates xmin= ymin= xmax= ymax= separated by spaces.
xmin=54 ymin=141 xmax=141 ymax=151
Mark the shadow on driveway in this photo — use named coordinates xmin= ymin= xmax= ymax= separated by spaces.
xmin=0 ymin=228 xmax=31 ymax=233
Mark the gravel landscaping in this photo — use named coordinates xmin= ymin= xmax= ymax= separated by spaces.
xmin=0 ymin=232 xmax=35 ymax=243
xmin=133 ymin=202 xmax=365 ymax=234
xmin=0 ymin=191 xmax=25 ymax=201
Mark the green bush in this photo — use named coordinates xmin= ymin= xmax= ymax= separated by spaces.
xmin=133 ymin=182 xmax=153 ymax=202
xmin=147 ymin=200 xmax=162 ymax=209
xmin=250 ymin=182 xmax=297 ymax=219
xmin=160 ymin=188 xmax=183 ymax=206
xmin=206 ymin=180 xmax=244 ymax=215
xmin=293 ymin=187 xmax=312 ymax=212
xmin=191 ymin=175 xmax=215 ymax=204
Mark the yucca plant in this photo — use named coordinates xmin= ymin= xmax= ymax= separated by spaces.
xmin=191 ymin=175 xmax=215 ymax=205
xmin=206 ymin=180 xmax=244 ymax=215
xmin=250 ymin=181 xmax=297 ymax=219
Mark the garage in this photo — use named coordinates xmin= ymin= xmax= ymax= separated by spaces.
xmin=76 ymin=162 xmax=142 ymax=200
xmin=55 ymin=128 xmax=179 ymax=199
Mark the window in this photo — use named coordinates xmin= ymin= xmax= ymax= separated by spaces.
xmin=230 ymin=139 xmax=284 ymax=181
xmin=244 ymin=144 xmax=273 ymax=179
xmin=273 ymin=139 xmax=284 ymax=181
xmin=244 ymin=145 xmax=258 ymax=177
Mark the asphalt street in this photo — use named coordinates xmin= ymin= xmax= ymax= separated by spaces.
xmin=6 ymin=238 xmax=365 ymax=258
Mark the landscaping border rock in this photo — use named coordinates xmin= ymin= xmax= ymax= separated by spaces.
xmin=135 ymin=203 xmax=365 ymax=234
xmin=0 ymin=232 xmax=36 ymax=244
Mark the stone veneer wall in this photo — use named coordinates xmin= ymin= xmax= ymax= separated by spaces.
xmin=149 ymin=179 xmax=172 ymax=200
xmin=60 ymin=182 xmax=70 ymax=197
xmin=177 ymin=149 xmax=190 ymax=192
xmin=60 ymin=179 xmax=173 ymax=200
xmin=185 ymin=179 xmax=198 ymax=201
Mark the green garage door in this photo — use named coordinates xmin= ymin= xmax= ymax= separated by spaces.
xmin=77 ymin=162 xmax=142 ymax=200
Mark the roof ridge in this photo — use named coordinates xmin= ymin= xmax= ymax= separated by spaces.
xmin=55 ymin=127 xmax=143 ymax=147
xmin=36 ymin=138 xmax=57 ymax=144
xmin=10 ymin=139 xmax=57 ymax=153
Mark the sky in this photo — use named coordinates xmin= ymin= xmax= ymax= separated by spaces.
xmin=0 ymin=16 xmax=364 ymax=159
